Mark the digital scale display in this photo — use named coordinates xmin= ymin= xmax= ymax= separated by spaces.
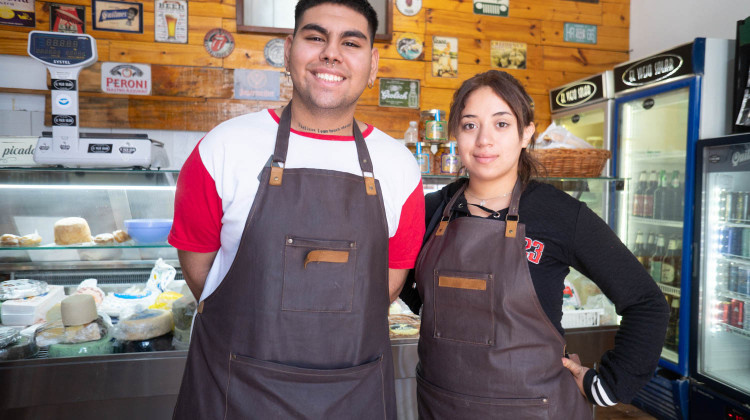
xmin=28 ymin=32 xmax=95 ymax=66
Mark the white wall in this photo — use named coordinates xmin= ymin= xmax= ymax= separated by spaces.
xmin=630 ymin=0 xmax=750 ymax=60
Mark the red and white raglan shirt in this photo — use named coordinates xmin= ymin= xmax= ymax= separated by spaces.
xmin=169 ymin=109 xmax=425 ymax=301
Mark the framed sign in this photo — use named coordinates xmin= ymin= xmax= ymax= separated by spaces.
xmin=563 ymin=22 xmax=597 ymax=45
xmin=0 ymin=0 xmax=35 ymax=27
xmin=237 ymin=0 xmax=392 ymax=41
xmin=491 ymin=41 xmax=526 ymax=70
xmin=378 ymin=78 xmax=419 ymax=109
xmin=92 ymin=0 xmax=143 ymax=33
xmin=50 ymin=4 xmax=85 ymax=33
xmin=155 ymin=0 xmax=187 ymax=43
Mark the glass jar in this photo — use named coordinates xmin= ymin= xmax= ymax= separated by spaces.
xmin=433 ymin=142 xmax=460 ymax=175
xmin=419 ymin=109 xmax=447 ymax=143
xmin=407 ymin=142 xmax=431 ymax=175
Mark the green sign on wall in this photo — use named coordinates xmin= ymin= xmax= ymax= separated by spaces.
xmin=473 ymin=0 xmax=508 ymax=17
xmin=563 ymin=23 xmax=597 ymax=45
xmin=379 ymin=78 xmax=420 ymax=109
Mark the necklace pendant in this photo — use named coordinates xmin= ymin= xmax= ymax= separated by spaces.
xmin=480 ymin=199 xmax=486 ymax=206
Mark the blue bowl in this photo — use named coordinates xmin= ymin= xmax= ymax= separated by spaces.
xmin=124 ymin=219 xmax=173 ymax=244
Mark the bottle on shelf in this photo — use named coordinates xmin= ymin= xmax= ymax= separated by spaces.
xmin=643 ymin=231 xmax=656 ymax=272
xmin=404 ymin=121 xmax=418 ymax=145
xmin=633 ymin=171 xmax=648 ymax=217
xmin=650 ymin=234 xmax=666 ymax=283
xmin=665 ymin=298 xmax=680 ymax=350
xmin=653 ymin=170 xmax=670 ymax=220
xmin=667 ymin=171 xmax=683 ymax=221
xmin=633 ymin=231 xmax=649 ymax=270
xmin=661 ymin=237 xmax=681 ymax=286
xmin=643 ymin=170 xmax=658 ymax=218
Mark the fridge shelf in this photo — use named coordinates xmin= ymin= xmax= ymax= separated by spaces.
xmin=629 ymin=216 xmax=683 ymax=228
xmin=658 ymin=283 xmax=681 ymax=297
xmin=718 ymin=323 xmax=750 ymax=340
xmin=628 ymin=151 xmax=686 ymax=164
xmin=719 ymin=221 xmax=750 ymax=228
xmin=718 ymin=290 xmax=750 ymax=303
xmin=721 ymin=255 xmax=750 ymax=265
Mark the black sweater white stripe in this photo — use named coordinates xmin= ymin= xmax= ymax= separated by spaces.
xmin=584 ymin=369 xmax=617 ymax=407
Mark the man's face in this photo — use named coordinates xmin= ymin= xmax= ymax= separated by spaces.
xmin=284 ymin=4 xmax=379 ymax=112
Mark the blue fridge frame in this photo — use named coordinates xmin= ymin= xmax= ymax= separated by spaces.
xmin=690 ymin=133 xmax=750 ymax=414
xmin=611 ymin=76 xmax=702 ymax=378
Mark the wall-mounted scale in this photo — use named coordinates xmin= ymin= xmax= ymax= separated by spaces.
xmin=27 ymin=31 xmax=167 ymax=168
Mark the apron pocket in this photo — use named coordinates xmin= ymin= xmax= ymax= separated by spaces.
xmin=282 ymin=236 xmax=357 ymax=312
xmin=226 ymin=353 xmax=386 ymax=420
xmin=433 ymin=270 xmax=494 ymax=345
xmin=417 ymin=371 xmax=549 ymax=419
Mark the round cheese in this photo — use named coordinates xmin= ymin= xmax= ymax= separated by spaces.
xmin=112 ymin=230 xmax=131 ymax=243
xmin=61 ymin=294 xmax=98 ymax=327
xmin=48 ymin=333 xmax=114 ymax=358
xmin=0 ymin=234 xmax=19 ymax=246
xmin=18 ymin=233 xmax=42 ymax=246
xmin=93 ymin=233 xmax=114 ymax=244
xmin=54 ymin=217 xmax=93 ymax=245
xmin=114 ymin=309 xmax=173 ymax=341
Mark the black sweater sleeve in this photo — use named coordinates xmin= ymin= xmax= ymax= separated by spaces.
xmin=569 ymin=203 xmax=670 ymax=404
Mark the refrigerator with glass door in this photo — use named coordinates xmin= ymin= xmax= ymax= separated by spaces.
xmin=612 ymin=38 xmax=734 ymax=419
xmin=690 ymin=133 xmax=750 ymax=419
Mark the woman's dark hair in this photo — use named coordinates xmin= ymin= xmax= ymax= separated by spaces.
xmin=448 ymin=70 xmax=544 ymax=185
xmin=294 ymin=0 xmax=378 ymax=46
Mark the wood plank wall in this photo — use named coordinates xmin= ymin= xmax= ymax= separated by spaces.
xmin=0 ymin=0 xmax=629 ymax=139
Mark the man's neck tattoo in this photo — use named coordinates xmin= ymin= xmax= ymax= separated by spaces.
xmin=296 ymin=121 xmax=353 ymax=135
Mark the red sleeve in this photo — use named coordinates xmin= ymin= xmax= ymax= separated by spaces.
xmin=168 ymin=140 xmax=223 ymax=253
xmin=388 ymin=180 xmax=426 ymax=269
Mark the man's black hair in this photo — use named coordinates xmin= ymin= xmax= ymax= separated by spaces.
xmin=294 ymin=0 xmax=378 ymax=46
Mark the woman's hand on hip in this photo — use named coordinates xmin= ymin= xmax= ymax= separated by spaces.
xmin=562 ymin=355 xmax=588 ymax=397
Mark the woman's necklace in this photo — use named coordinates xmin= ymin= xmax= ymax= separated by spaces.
xmin=464 ymin=189 xmax=512 ymax=207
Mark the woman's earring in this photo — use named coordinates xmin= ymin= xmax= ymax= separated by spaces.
xmin=284 ymin=68 xmax=291 ymax=77
xmin=368 ymin=81 xmax=374 ymax=89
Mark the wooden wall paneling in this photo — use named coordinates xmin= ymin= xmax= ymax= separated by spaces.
xmin=420 ymin=87 xmax=455 ymax=113
xmin=222 ymin=33 xmax=287 ymax=70
xmin=601 ymin=2 xmax=630 ymax=28
xmin=109 ymin=40 xmax=222 ymax=66
xmin=150 ymin=65 xmax=234 ymax=98
xmin=222 ymin=16 xmax=238 ymax=33
xmin=541 ymin=46 xmax=628 ymax=73
xmin=377 ymin=57 xmax=427 ymax=80
xmin=187 ymin=15 xmax=224 ymax=45
xmin=508 ymin=0 xmax=603 ymax=24
xmin=354 ymin=105 xmax=419 ymax=138
xmin=421 ymin=0 xmax=471 ymax=13
xmin=425 ymin=9 xmax=541 ymax=44
xmin=189 ymin=2 xmax=235 ymax=19
xmin=222 ymin=0 xmax=236 ymax=6
xmin=391 ymin=6 xmax=425 ymax=34
xmin=541 ymin=21 xmax=629 ymax=52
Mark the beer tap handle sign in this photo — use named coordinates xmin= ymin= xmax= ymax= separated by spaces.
xmin=27 ymin=31 xmax=97 ymax=159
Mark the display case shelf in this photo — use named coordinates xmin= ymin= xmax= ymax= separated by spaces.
xmin=719 ymin=221 xmax=750 ymax=228
xmin=630 ymin=216 xmax=683 ymax=228
xmin=718 ymin=323 xmax=750 ymax=340
xmin=721 ymin=254 xmax=750 ymax=265
xmin=718 ymin=290 xmax=750 ymax=302
xmin=658 ymin=283 xmax=681 ymax=297
xmin=0 ymin=243 xmax=171 ymax=251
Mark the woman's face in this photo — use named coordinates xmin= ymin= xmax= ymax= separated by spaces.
xmin=456 ymin=86 xmax=534 ymax=185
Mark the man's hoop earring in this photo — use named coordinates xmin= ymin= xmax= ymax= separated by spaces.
xmin=368 ymin=81 xmax=374 ymax=89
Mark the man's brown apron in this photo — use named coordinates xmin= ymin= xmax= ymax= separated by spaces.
xmin=415 ymin=181 xmax=592 ymax=419
xmin=173 ymin=105 xmax=397 ymax=419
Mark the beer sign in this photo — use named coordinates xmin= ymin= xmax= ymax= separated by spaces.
xmin=614 ymin=42 xmax=696 ymax=93
xmin=101 ymin=62 xmax=152 ymax=95
xmin=92 ymin=0 xmax=143 ymax=33
xmin=155 ymin=0 xmax=187 ymax=44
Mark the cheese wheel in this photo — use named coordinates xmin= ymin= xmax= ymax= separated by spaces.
xmin=63 ymin=321 xmax=102 ymax=343
xmin=54 ymin=217 xmax=93 ymax=245
xmin=61 ymin=294 xmax=98 ymax=327
xmin=48 ymin=333 xmax=113 ymax=358
xmin=18 ymin=233 xmax=42 ymax=246
xmin=46 ymin=303 xmax=62 ymax=322
xmin=114 ymin=309 xmax=173 ymax=341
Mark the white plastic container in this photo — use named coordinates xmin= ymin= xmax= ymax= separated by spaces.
xmin=1 ymin=285 xmax=65 ymax=326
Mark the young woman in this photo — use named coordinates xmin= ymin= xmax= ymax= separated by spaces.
xmin=399 ymin=70 xmax=669 ymax=419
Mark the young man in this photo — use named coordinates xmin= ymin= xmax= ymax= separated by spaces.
xmin=169 ymin=1 xmax=424 ymax=418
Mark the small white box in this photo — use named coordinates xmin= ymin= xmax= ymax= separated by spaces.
xmin=561 ymin=308 xmax=604 ymax=329
xmin=1 ymin=285 xmax=65 ymax=326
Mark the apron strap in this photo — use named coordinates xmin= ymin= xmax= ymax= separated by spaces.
xmin=271 ymin=103 xmax=376 ymax=196
xmin=504 ymin=179 xmax=523 ymax=238
xmin=435 ymin=183 xmax=468 ymax=236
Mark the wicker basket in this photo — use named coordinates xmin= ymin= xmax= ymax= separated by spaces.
xmin=531 ymin=148 xmax=611 ymax=178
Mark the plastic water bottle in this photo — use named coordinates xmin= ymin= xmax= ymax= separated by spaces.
xmin=404 ymin=121 xmax=418 ymax=145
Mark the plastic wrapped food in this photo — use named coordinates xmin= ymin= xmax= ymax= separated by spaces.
xmin=74 ymin=279 xmax=106 ymax=307
xmin=148 ymin=291 xmax=183 ymax=310
xmin=0 ymin=279 xmax=48 ymax=300
xmin=112 ymin=309 xmax=174 ymax=341
xmin=1 ymin=285 xmax=65 ymax=326
xmin=35 ymin=317 xmax=110 ymax=347
xmin=0 ymin=326 xmax=20 ymax=349
xmin=48 ymin=333 xmax=114 ymax=358
xmin=0 ymin=335 xmax=38 ymax=360
xmin=114 ymin=332 xmax=174 ymax=353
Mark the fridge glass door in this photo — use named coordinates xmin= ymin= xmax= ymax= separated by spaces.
xmin=616 ymin=87 xmax=691 ymax=364
xmin=554 ymin=107 xmax=606 ymax=150
xmin=697 ymin=142 xmax=750 ymax=395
